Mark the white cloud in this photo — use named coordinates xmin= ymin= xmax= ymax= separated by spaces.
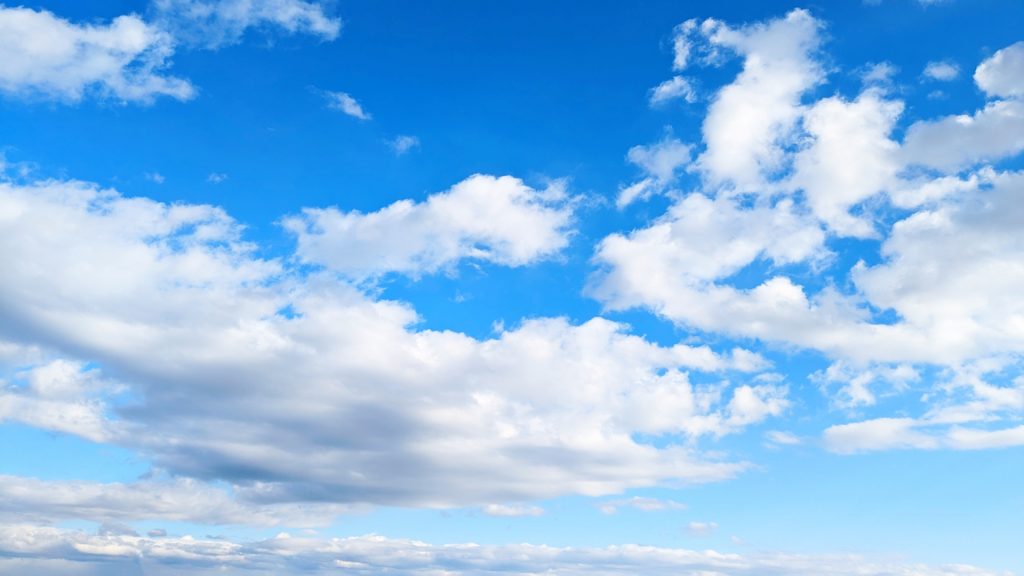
xmin=0 ymin=528 xmax=1006 ymax=576
xmin=671 ymin=19 xmax=697 ymax=71
xmin=686 ymin=520 xmax=718 ymax=536
xmin=206 ymin=172 xmax=228 ymax=183
xmin=0 ymin=475 xmax=352 ymax=527
xmin=481 ymin=503 xmax=544 ymax=517
xmin=598 ymin=496 xmax=686 ymax=514
xmin=813 ymin=362 xmax=919 ymax=410
xmin=0 ymin=360 xmax=115 ymax=442
xmin=765 ymin=430 xmax=802 ymax=446
xmin=923 ymin=60 xmax=959 ymax=81
xmin=824 ymin=418 xmax=1024 ymax=454
xmin=824 ymin=418 xmax=941 ymax=454
xmin=0 ymin=6 xmax=194 ymax=103
xmin=617 ymin=135 xmax=692 ymax=207
xmin=145 ymin=172 xmax=166 ymax=184
xmin=862 ymin=62 xmax=898 ymax=85
xmin=901 ymin=99 xmax=1024 ymax=171
xmin=593 ymin=192 xmax=825 ymax=307
xmin=0 ymin=175 xmax=783 ymax=508
xmin=973 ymin=41 xmax=1024 ymax=99
xmin=694 ymin=9 xmax=825 ymax=189
xmin=649 ymin=75 xmax=696 ymax=106
xmin=786 ymin=89 xmax=903 ymax=237
xmin=903 ymin=42 xmax=1024 ymax=171
xmin=325 ymin=91 xmax=371 ymax=120
xmin=153 ymin=0 xmax=341 ymax=49
xmin=390 ymin=135 xmax=420 ymax=155
xmin=285 ymin=174 xmax=575 ymax=279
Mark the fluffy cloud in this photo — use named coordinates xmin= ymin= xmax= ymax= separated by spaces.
xmin=595 ymin=12 xmax=1024 ymax=456
xmin=786 ymin=89 xmax=903 ymax=237
xmin=0 ymin=174 xmax=780 ymax=510
xmin=973 ymin=41 xmax=1024 ymax=99
xmin=153 ymin=0 xmax=341 ymax=48
xmin=285 ymin=174 xmax=575 ymax=278
xmin=0 ymin=528 xmax=1005 ymax=576
xmin=593 ymin=192 xmax=825 ymax=312
xmin=692 ymin=9 xmax=825 ymax=189
xmin=903 ymin=45 xmax=1024 ymax=171
xmin=0 ymin=6 xmax=194 ymax=102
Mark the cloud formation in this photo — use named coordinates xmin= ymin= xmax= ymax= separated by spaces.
xmin=285 ymin=174 xmax=575 ymax=278
xmin=0 ymin=6 xmax=194 ymax=102
xmin=0 ymin=173 xmax=780 ymax=510
xmin=0 ymin=528 xmax=1008 ymax=576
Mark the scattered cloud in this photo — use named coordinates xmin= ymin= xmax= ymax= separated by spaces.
xmin=326 ymin=91 xmax=371 ymax=120
xmin=152 ymin=0 xmax=341 ymax=49
xmin=482 ymin=504 xmax=545 ymax=517
xmin=390 ymin=134 xmax=420 ymax=155
xmin=617 ymin=134 xmax=692 ymax=207
xmin=597 ymin=496 xmax=686 ymax=514
xmin=686 ymin=521 xmax=719 ymax=536
xmin=765 ymin=430 xmax=802 ymax=446
xmin=144 ymin=172 xmax=166 ymax=184
xmin=206 ymin=172 xmax=228 ymax=183
xmin=923 ymin=60 xmax=959 ymax=81
xmin=649 ymin=75 xmax=696 ymax=106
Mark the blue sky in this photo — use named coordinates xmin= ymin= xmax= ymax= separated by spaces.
xmin=1 ymin=1 xmax=1023 ymax=574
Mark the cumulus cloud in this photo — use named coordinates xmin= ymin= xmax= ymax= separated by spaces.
xmin=973 ymin=41 xmax=1024 ymax=99
xmin=284 ymin=174 xmax=575 ymax=279
xmin=0 ymin=528 xmax=1006 ymax=576
xmin=692 ymin=9 xmax=825 ymax=189
xmin=903 ymin=44 xmax=1024 ymax=170
xmin=786 ymin=89 xmax=903 ymax=237
xmin=152 ymin=0 xmax=341 ymax=48
xmin=0 ymin=174 xmax=782 ymax=510
xmin=0 ymin=5 xmax=194 ymax=103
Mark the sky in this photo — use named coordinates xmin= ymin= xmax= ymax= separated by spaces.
xmin=0 ymin=0 xmax=1023 ymax=574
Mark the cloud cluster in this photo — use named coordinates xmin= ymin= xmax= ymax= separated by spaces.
xmin=0 ymin=174 xmax=780 ymax=511
xmin=0 ymin=528 xmax=1006 ymax=576
xmin=597 ymin=10 xmax=1024 ymax=453
xmin=0 ymin=1 xmax=340 ymax=104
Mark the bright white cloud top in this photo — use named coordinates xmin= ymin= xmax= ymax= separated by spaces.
xmin=0 ymin=1 xmax=1022 ymax=575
